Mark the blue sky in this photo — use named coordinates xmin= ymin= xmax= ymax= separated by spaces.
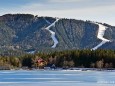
xmin=0 ymin=0 xmax=115 ymax=26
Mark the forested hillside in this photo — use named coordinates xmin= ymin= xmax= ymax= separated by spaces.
xmin=0 ymin=14 xmax=115 ymax=56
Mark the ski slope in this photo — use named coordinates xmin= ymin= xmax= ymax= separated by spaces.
xmin=92 ymin=23 xmax=111 ymax=50
xmin=44 ymin=18 xmax=59 ymax=48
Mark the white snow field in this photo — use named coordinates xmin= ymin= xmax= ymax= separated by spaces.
xmin=44 ymin=18 xmax=59 ymax=48
xmin=92 ymin=23 xmax=111 ymax=50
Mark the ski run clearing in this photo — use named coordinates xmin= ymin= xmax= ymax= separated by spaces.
xmin=92 ymin=23 xmax=111 ymax=50
xmin=44 ymin=18 xmax=59 ymax=48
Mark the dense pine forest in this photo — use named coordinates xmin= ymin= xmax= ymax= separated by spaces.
xmin=0 ymin=50 xmax=115 ymax=69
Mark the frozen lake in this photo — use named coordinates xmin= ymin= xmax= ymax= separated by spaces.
xmin=0 ymin=70 xmax=115 ymax=86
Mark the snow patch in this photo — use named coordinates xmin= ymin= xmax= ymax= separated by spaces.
xmin=44 ymin=18 xmax=59 ymax=48
xmin=92 ymin=23 xmax=111 ymax=50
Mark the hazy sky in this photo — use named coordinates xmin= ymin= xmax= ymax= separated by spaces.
xmin=0 ymin=0 xmax=115 ymax=26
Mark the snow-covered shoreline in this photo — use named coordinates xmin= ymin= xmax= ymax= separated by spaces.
xmin=44 ymin=18 xmax=59 ymax=48
xmin=92 ymin=23 xmax=111 ymax=50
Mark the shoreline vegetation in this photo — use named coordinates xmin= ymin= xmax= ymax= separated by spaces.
xmin=0 ymin=50 xmax=115 ymax=71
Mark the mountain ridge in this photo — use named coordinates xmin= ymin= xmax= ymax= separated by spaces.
xmin=0 ymin=14 xmax=115 ymax=55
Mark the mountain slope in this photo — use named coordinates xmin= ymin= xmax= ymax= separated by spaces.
xmin=0 ymin=14 xmax=115 ymax=54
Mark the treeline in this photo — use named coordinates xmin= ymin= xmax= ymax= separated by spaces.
xmin=0 ymin=50 xmax=115 ymax=69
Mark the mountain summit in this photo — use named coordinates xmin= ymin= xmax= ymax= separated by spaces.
xmin=0 ymin=14 xmax=115 ymax=54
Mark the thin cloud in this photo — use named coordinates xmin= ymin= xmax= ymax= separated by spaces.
xmin=48 ymin=0 xmax=83 ymax=3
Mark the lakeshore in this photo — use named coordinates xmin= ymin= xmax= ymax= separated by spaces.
xmin=1 ymin=67 xmax=115 ymax=72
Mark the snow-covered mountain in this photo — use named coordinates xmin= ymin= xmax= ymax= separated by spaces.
xmin=0 ymin=14 xmax=115 ymax=54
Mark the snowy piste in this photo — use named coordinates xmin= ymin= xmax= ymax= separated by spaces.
xmin=92 ymin=23 xmax=111 ymax=50
xmin=44 ymin=18 xmax=59 ymax=48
